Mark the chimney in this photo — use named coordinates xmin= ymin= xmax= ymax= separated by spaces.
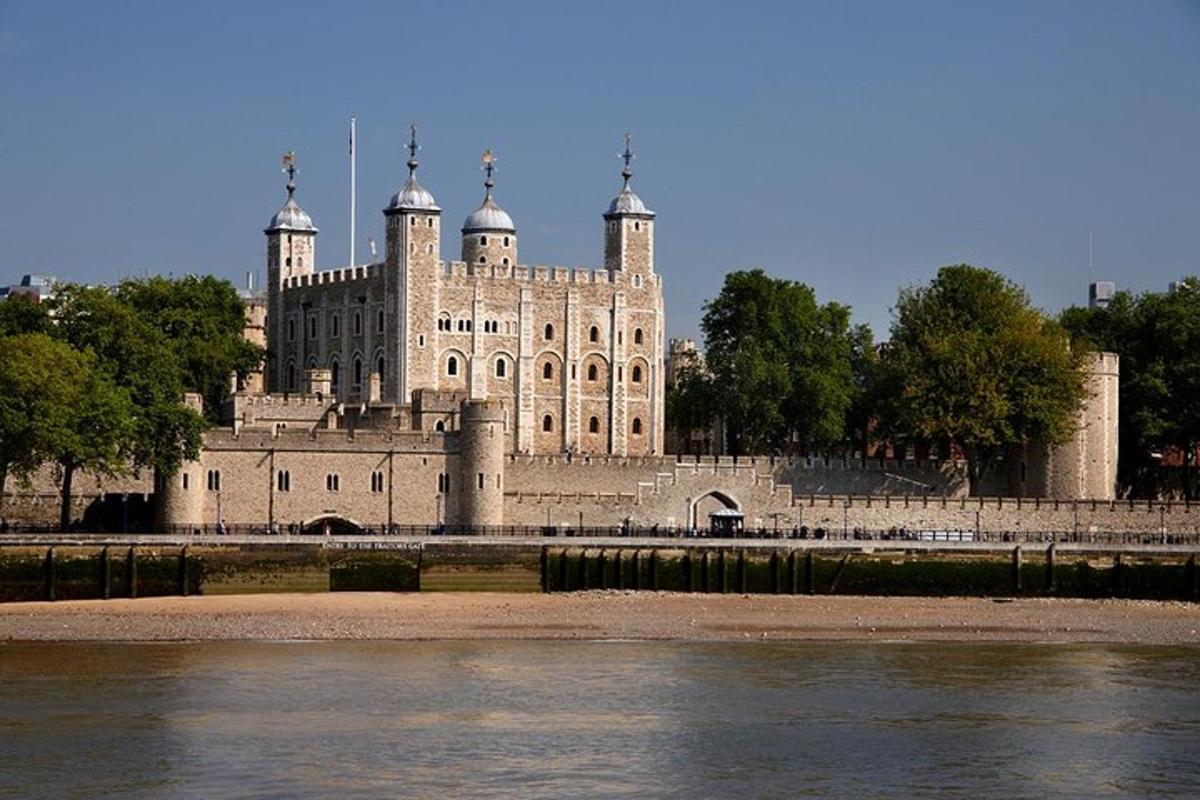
xmin=368 ymin=371 xmax=381 ymax=404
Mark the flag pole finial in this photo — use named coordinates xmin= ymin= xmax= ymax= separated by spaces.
xmin=281 ymin=150 xmax=297 ymax=198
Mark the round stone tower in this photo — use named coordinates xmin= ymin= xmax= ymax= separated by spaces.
xmin=1029 ymin=351 xmax=1120 ymax=500
xmin=455 ymin=399 xmax=506 ymax=528
xmin=158 ymin=394 xmax=207 ymax=530
xmin=461 ymin=150 xmax=517 ymax=267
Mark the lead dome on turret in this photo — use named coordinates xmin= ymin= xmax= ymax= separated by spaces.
xmin=388 ymin=176 xmax=440 ymax=212
xmin=266 ymin=197 xmax=316 ymax=233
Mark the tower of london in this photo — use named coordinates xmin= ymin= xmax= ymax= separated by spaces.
xmin=264 ymin=130 xmax=664 ymax=457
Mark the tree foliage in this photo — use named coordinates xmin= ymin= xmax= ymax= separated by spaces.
xmin=693 ymin=269 xmax=858 ymax=455
xmin=116 ymin=275 xmax=263 ymax=421
xmin=1061 ymin=279 xmax=1200 ymax=498
xmin=880 ymin=265 xmax=1087 ymax=495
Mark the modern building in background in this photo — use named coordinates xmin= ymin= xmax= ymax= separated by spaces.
xmin=0 ymin=274 xmax=57 ymax=303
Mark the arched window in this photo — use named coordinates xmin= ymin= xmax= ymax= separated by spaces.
xmin=588 ymin=416 xmax=599 ymax=434
xmin=543 ymin=323 xmax=554 ymax=341
xmin=377 ymin=309 xmax=385 ymax=333
xmin=435 ymin=419 xmax=445 ymax=432
xmin=480 ymin=235 xmax=488 ymax=245
xmin=589 ymin=326 xmax=599 ymax=343
xmin=632 ymin=365 xmax=643 ymax=383
xmin=376 ymin=356 xmax=385 ymax=379
xmin=542 ymin=362 xmax=553 ymax=380
xmin=353 ymin=311 xmax=362 ymax=336
xmin=495 ymin=358 xmax=507 ymax=378
xmin=542 ymin=414 xmax=553 ymax=432
xmin=330 ymin=360 xmax=340 ymax=390
xmin=370 ymin=471 xmax=384 ymax=493
xmin=353 ymin=357 xmax=363 ymax=386
xmin=587 ymin=364 xmax=598 ymax=381
xmin=288 ymin=318 xmax=296 ymax=341
xmin=309 ymin=317 xmax=317 ymax=339
xmin=632 ymin=417 xmax=643 ymax=435
xmin=502 ymin=257 xmax=509 ymax=265
xmin=206 ymin=470 xmax=221 ymax=491
xmin=634 ymin=328 xmax=643 ymax=345
xmin=447 ymin=356 xmax=458 ymax=376
xmin=331 ymin=313 xmax=340 ymax=338
xmin=502 ymin=236 xmax=509 ymax=247
xmin=286 ymin=362 xmax=296 ymax=391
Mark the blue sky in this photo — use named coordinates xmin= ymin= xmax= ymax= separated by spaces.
xmin=1 ymin=0 xmax=1198 ymax=341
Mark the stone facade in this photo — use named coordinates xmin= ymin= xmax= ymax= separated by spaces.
xmin=263 ymin=139 xmax=664 ymax=459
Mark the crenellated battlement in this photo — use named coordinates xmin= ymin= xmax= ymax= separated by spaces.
xmin=438 ymin=259 xmax=660 ymax=288
xmin=283 ymin=263 xmax=383 ymax=290
xmin=204 ymin=425 xmax=456 ymax=451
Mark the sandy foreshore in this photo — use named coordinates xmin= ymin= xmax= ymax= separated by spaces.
xmin=1 ymin=592 xmax=1198 ymax=643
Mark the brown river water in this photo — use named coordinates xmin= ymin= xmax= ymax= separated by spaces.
xmin=1 ymin=641 xmax=1198 ymax=798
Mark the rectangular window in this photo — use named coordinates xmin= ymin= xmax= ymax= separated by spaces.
xmin=478 ymin=473 xmax=485 ymax=490
xmin=207 ymin=470 xmax=221 ymax=492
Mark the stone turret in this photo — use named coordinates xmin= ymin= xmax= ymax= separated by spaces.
xmin=603 ymin=134 xmax=654 ymax=276
xmin=265 ymin=151 xmax=317 ymax=393
xmin=461 ymin=151 xmax=517 ymax=267
xmin=455 ymin=399 xmax=506 ymax=527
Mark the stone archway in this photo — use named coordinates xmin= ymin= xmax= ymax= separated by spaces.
xmin=301 ymin=515 xmax=366 ymax=536
xmin=689 ymin=490 xmax=740 ymax=530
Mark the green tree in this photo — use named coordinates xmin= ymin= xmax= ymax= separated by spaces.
xmin=881 ymin=265 xmax=1087 ymax=495
xmin=0 ymin=295 xmax=51 ymax=336
xmin=699 ymin=269 xmax=857 ymax=455
xmin=49 ymin=358 xmax=134 ymax=530
xmin=115 ymin=275 xmax=263 ymax=421
xmin=0 ymin=334 xmax=87 ymax=518
xmin=47 ymin=284 xmax=206 ymax=482
xmin=1062 ymin=280 xmax=1200 ymax=498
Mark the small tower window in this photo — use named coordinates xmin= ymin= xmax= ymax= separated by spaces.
xmin=479 ymin=256 xmax=487 ymax=264
xmin=181 ymin=473 xmax=189 ymax=490
xmin=435 ymin=420 xmax=446 ymax=432
xmin=207 ymin=470 xmax=221 ymax=492
xmin=502 ymin=257 xmax=509 ymax=266
xmin=354 ymin=311 xmax=362 ymax=336
xmin=542 ymin=414 xmax=553 ymax=432
xmin=287 ymin=362 xmax=296 ymax=391
xmin=634 ymin=221 xmax=641 ymax=231
xmin=277 ymin=470 xmax=291 ymax=492
xmin=309 ymin=317 xmax=317 ymax=339
xmin=377 ymin=309 xmax=385 ymax=333
xmin=634 ymin=328 xmax=644 ymax=345
xmin=326 ymin=473 xmax=340 ymax=492
xmin=542 ymin=362 xmax=553 ymax=380
xmin=632 ymin=365 xmax=643 ymax=383
xmin=588 ymin=364 xmax=598 ymax=381
xmin=632 ymin=418 xmax=643 ymax=435
xmin=331 ymin=313 xmax=340 ymax=338
xmin=544 ymin=323 xmax=554 ymax=341
xmin=286 ymin=257 xmax=292 ymax=267
xmin=371 ymin=471 xmax=384 ymax=493
xmin=288 ymin=319 xmax=296 ymax=341
xmin=496 ymin=358 xmax=507 ymax=378
xmin=503 ymin=236 xmax=509 ymax=247
xmin=480 ymin=235 xmax=488 ymax=245
xmin=331 ymin=360 xmax=340 ymax=390
xmin=377 ymin=356 xmax=385 ymax=379
xmin=589 ymin=416 xmax=600 ymax=434
xmin=353 ymin=357 xmax=363 ymax=386
xmin=447 ymin=356 xmax=458 ymax=376
xmin=589 ymin=326 xmax=599 ymax=343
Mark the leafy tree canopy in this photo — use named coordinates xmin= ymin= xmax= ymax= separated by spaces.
xmin=696 ymin=269 xmax=858 ymax=455
xmin=1062 ymin=278 xmax=1200 ymax=497
xmin=881 ymin=265 xmax=1087 ymax=495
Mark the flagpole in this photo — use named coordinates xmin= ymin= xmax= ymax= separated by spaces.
xmin=350 ymin=116 xmax=357 ymax=268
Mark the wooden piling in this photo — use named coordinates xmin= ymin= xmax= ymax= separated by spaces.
xmin=1011 ymin=546 xmax=1022 ymax=593
xmin=1188 ymin=555 xmax=1199 ymax=602
xmin=44 ymin=547 xmax=55 ymax=602
xmin=614 ymin=550 xmax=624 ymax=590
xmin=632 ymin=550 xmax=641 ymax=591
xmin=771 ymin=551 xmax=781 ymax=594
xmin=1112 ymin=553 xmax=1124 ymax=598
xmin=787 ymin=551 xmax=798 ymax=595
xmin=683 ymin=553 xmax=693 ymax=592
xmin=804 ymin=551 xmax=814 ymax=594
xmin=126 ymin=547 xmax=137 ymax=599
xmin=100 ymin=546 xmax=110 ymax=600
xmin=598 ymin=550 xmax=608 ymax=590
xmin=736 ymin=549 xmax=747 ymax=594
xmin=578 ymin=549 xmax=588 ymax=590
xmin=540 ymin=547 xmax=549 ymax=593
xmin=558 ymin=549 xmax=569 ymax=592
xmin=718 ymin=549 xmax=727 ymax=594
xmin=648 ymin=550 xmax=658 ymax=591
xmin=700 ymin=550 xmax=709 ymax=593
xmin=178 ymin=546 xmax=189 ymax=596
xmin=1044 ymin=544 xmax=1056 ymax=593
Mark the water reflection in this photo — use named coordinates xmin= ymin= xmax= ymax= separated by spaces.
xmin=1 ymin=641 xmax=1198 ymax=799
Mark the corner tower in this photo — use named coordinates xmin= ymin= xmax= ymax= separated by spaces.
xmin=265 ymin=151 xmax=317 ymax=392
xmin=603 ymin=134 xmax=655 ymax=276
xmin=461 ymin=151 xmax=517 ymax=267
xmin=383 ymin=126 xmax=442 ymax=403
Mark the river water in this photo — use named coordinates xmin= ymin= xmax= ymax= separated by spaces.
xmin=1 ymin=641 xmax=1198 ymax=798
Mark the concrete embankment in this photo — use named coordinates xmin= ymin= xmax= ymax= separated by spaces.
xmin=1 ymin=536 xmax=1198 ymax=603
